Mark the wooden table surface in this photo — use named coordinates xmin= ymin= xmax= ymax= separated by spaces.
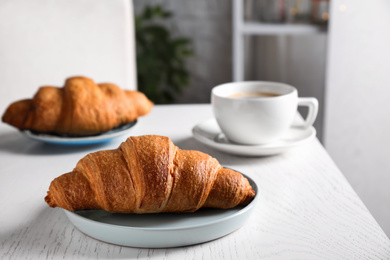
xmin=1 ymin=104 xmax=389 ymax=259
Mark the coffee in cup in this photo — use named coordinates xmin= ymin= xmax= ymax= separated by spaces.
xmin=211 ymin=81 xmax=318 ymax=145
xmin=228 ymin=91 xmax=280 ymax=98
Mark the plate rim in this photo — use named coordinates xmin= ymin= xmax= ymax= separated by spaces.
xmin=21 ymin=120 xmax=137 ymax=144
xmin=64 ymin=173 xmax=259 ymax=232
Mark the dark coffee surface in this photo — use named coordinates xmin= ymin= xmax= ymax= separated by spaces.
xmin=228 ymin=91 xmax=280 ymax=98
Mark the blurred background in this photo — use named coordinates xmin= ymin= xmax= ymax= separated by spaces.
xmin=134 ymin=0 xmax=327 ymax=139
xmin=1 ymin=0 xmax=389 ymax=237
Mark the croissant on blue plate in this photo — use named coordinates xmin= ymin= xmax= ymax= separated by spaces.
xmin=2 ymin=76 xmax=153 ymax=136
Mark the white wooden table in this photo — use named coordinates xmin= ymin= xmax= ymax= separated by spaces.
xmin=1 ymin=104 xmax=389 ymax=259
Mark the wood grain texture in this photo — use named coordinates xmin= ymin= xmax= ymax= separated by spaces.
xmin=1 ymin=104 xmax=389 ymax=259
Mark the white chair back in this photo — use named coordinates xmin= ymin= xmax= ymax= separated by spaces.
xmin=0 ymin=0 xmax=137 ymax=113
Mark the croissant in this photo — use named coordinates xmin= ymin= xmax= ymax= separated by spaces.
xmin=1 ymin=76 xmax=153 ymax=136
xmin=45 ymin=135 xmax=255 ymax=213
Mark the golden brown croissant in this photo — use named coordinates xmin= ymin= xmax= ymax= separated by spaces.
xmin=45 ymin=135 xmax=255 ymax=213
xmin=2 ymin=76 xmax=153 ymax=136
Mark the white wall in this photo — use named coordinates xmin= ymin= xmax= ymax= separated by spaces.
xmin=324 ymin=0 xmax=390 ymax=236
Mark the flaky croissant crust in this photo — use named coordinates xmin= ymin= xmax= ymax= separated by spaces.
xmin=45 ymin=135 xmax=255 ymax=213
xmin=2 ymin=76 xmax=153 ymax=136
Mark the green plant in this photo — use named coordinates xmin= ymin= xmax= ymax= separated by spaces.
xmin=135 ymin=5 xmax=193 ymax=104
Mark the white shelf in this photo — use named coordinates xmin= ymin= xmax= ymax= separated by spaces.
xmin=241 ymin=22 xmax=327 ymax=35
xmin=232 ymin=0 xmax=328 ymax=81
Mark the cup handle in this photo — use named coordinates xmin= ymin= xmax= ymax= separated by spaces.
xmin=296 ymin=97 xmax=319 ymax=128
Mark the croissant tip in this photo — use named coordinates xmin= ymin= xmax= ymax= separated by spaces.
xmin=2 ymin=99 xmax=31 ymax=129
xmin=44 ymin=192 xmax=56 ymax=208
xmin=241 ymin=189 xmax=256 ymax=206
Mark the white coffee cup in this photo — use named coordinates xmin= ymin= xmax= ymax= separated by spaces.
xmin=211 ymin=81 xmax=318 ymax=145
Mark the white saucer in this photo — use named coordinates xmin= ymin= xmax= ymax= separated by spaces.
xmin=192 ymin=118 xmax=316 ymax=156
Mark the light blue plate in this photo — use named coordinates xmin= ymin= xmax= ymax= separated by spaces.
xmin=64 ymin=173 xmax=258 ymax=248
xmin=22 ymin=120 xmax=137 ymax=146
